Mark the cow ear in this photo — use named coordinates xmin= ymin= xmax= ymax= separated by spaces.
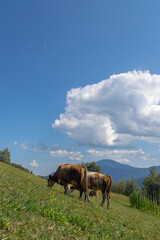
xmin=49 ymin=174 xmax=51 ymax=179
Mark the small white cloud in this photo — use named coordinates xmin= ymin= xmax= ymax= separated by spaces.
xmin=68 ymin=151 xmax=83 ymax=161
xmin=50 ymin=150 xmax=69 ymax=157
xmin=14 ymin=141 xmax=17 ymax=146
xmin=50 ymin=149 xmax=83 ymax=161
xmin=116 ymin=158 xmax=131 ymax=163
xmin=21 ymin=142 xmax=28 ymax=149
xmin=30 ymin=160 xmax=39 ymax=167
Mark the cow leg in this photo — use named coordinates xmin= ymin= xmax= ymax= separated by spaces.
xmin=95 ymin=191 xmax=98 ymax=199
xmin=87 ymin=192 xmax=90 ymax=202
xmin=64 ymin=187 xmax=67 ymax=194
xmin=79 ymin=189 xmax=83 ymax=200
xmin=64 ymin=183 xmax=68 ymax=194
xmin=84 ymin=190 xmax=89 ymax=202
xmin=107 ymin=192 xmax=110 ymax=209
xmin=100 ymin=191 xmax=106 ymax=207
xmin=78 ymin=187 xmax=89 ymax=202
xmin=79 ymin=186 xmax=88 ymax=201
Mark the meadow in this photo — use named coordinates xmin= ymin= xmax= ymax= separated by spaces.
xmin=0 ymin=161 xmax=160 ymax=240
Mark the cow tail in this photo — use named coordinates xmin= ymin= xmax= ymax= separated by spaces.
xmin=107 ymin=175 xmax=112 ymax=193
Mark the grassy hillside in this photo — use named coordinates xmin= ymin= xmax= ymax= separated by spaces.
xmin=0 ymin=162 xmax=160 ymax=240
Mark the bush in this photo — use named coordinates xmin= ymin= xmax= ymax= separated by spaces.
xmin=130 ymin=191 xmax=159 ymax=215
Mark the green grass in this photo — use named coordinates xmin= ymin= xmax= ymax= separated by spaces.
xmin=0 ymin=162 xmax=160 ymax=240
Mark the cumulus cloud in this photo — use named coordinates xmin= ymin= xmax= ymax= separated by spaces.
xmin=53 ymin=71 xmax=160 ymax=147
xmin=14 ymin=141 xmax=17 ymax=146
xmin=50 ymin=149 xmax=83 ymax=161
xmin=30 ymin=160 xmax=39 ymax=167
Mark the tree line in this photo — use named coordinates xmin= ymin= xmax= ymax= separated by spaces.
xmin=0 ymin=148 xmax=32 ymax=174
xmin=110 ymin=167 xmax=160 ymax=206
xmin=111 ymin=177 xmax=139 ymax=196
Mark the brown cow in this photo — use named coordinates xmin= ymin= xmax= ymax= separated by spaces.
xmin=67 ymin=171 xmax=112 ymax=208
xmin=47 ymin=164 xmax=89 ymax=201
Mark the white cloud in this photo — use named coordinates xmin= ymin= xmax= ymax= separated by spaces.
xmin=21 ymin=142 xmax=28 ymax=149
xmin=117 ymin=159 xmax=131 ymax=163
xmin=14 ymin=141 xmax=17 ymax=146
xmin=50 ymin=150 xmax=69 ymax=157
xmin=68 ymin=151 xmax=83 ymax=161
xmin=53 ymin=70 xmax=160 ymax=147
xmin=50 ymin=149 xmax=83 ymax=161
xmin=85 ymin=148 xmax=151 ymax=163
xmin=30 ymin=160 xmax=39 ymax=167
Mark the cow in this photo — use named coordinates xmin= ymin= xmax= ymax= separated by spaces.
xmin=87 ymin=172 xmax=112 ymax=208
xmin=47 ymin=164 xmax=89 ymax=201
xmin=66 ymin=171 xmax=112 ymax=208
xmin=89 ymin=190 xmax=99 ymax=199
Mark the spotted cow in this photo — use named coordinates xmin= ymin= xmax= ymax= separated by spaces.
xmin=67 ymin=171 xmax=112 ymax=208
xmin=87 ymin=172 xmax=112 ymax=208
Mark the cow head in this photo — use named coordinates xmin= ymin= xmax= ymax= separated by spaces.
xmin=47 ymin=175 xmax=55 ymax=187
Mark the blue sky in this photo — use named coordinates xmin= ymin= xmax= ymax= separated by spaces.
xmin=1 ymin=1 xmax=160 ymax=175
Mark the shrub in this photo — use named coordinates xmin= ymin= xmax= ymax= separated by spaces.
xmin=130 ymin=191 xmax=159 ymax=215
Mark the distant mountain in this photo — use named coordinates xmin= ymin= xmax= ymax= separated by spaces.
xmin=96 ymin=159 xmax=160 ymax=186
xmin=43 ymin=172 xmax=55 ymax=179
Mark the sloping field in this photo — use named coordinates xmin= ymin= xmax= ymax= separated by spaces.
xmin=0 ymin=162 xmax=160 ymax=240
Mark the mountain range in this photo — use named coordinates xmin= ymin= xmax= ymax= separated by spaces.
xmin=96 ymin=159 xmax=160 ymax=186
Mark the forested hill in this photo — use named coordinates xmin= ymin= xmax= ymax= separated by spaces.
xmin=96 ymin=159 xmax=160 ymax=183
